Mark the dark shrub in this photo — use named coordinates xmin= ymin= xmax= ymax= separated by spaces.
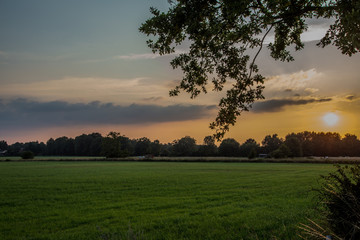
xmin=320 ymin=164 xmax=360 ymax=239
xmin=300 ymin=164 xmax=360 ymax=239
xmin=21 ymin=151 xmax=34 ymax=159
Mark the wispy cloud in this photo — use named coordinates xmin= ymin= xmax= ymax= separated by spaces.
xmin=0 ymin=77 xmax=168 ymax=104
xmin=83 ymin=50 xmax=187 ymax=63
xmin=113 ymin=53 xmax=162 ymax=60
xmin=0 ymin=98 xmax=215 ymax=130
xmin=115 ymin=49 xmax=188 ymax=60
xmin=263 ymin=69 xmax=323 ymax=99
xmin=345 ymin=95 xmax=358 ymax=101
xmin=141 ymin=96 xmax=165 ymax=102
xmin=305 ymin=88 xmax=319 ymax=94
xmin=264 ymin=18 xmax=334 ymax=44
xmin=265 ymin=69 xmax=322 ymax=91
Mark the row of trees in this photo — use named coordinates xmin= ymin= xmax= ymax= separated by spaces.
xmin=1 ymin=131 xmax=360 ymax=158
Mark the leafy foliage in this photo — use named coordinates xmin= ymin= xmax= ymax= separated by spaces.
xmin=321 ymin=165 xmax=360 ymax=239
xmin=300 ymin=164 xmax=360 ymax=239
xmin=140 ymin=0 xmax=360 ymax=139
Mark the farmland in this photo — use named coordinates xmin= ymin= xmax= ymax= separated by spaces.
xmin=0 ymin=162 xmax=334 ymax=239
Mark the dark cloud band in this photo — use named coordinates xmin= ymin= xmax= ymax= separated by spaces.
xmin=252 ymin=97 xmax=332 ymax=113
xmin=0 ymin=98 xmax=216 ymax=130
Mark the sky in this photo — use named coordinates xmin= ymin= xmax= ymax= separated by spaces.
xmin=1 ymin=0 xmax=360 ymax=145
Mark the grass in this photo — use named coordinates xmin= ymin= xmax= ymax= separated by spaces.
xmin=0 ymin=156 xmax=106 ymax=161
xmin=0 ymin=162 xmax=334 ymax=239
xmin=2 ymin=156 xmax=359 ymax=164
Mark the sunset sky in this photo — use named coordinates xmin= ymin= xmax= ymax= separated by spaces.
xmin=1 ymin=0 xmax=360 ymax=144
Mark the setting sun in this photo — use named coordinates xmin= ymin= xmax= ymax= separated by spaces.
xmin=323 ymin=113 xmax=339 ymax=126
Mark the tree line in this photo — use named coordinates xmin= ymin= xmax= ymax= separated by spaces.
xmin=1 ymin=131 xmax=360 ymax=158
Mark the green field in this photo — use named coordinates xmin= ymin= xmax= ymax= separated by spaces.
xmin=0 ymin=162 xmax=334 ymax=239
xmin=0 ymin=156 xmax=106 ymax=161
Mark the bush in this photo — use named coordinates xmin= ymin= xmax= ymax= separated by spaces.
xmin=300 ymin=164 xmax=360 ymax=239
xmin=321 ymin=165 xmax=360 ymax=239
xmin=20 ymin=151 xmax=34 ymax=159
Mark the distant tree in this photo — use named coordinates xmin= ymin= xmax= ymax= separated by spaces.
xmin=240 ymin=138 xmax=260 ymax=157
xmin=310 ymin=132 xmax=342 ymax=157
xmin=88 ymin=133 xmax=103 ymax=156
xmin=271 ymin=144 xmax=291 ymax=158
xmin=23 ymin=141 xmax=46 ymax=156
xmin=45 ymin=138 xmax=54 ymax=155
xmin=341 ymin=134 xmax=360 ymax=157
xmin=160 ymin=143 xmax=173 ymax=157
xmin=262 ymin=134 xmax=283 ymax=154
xmin=326 ymin=132 xmax=342 ymax=156
xmin=7 ymin=142 xmax=24 ymax=156
xmin=284 ymin=134 xmax=303 ymax=157
xmin=74 ymin=133 xmax=102 ymax=156
xmin=141 ymin=0 xmax=360 ymax=139
xmin=0 ymin=140 xmax=8 ymax=151
xmin=134 ymin=137 xmax=152 ymax=156
xmin=101 ymin=132 xmax=130 ymax=158
xmin=311 ymin=132 xmax=327 ymax=156
xmin=52 ymin=137 xmax=75 ymax=156
xmin=218 ymin=138 xmax=240 ymax=157
xmin=172 ymin=136 xmax=197 ymax=156
xmin=196 ymin=135 xmax=218 ymax=156
xmin=150 ymin=139 xmax=162 ymax=156
xmin=296 ymin=131 xmax=314 ymax=156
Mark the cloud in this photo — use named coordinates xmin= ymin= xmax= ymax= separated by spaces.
xmin=305 ymin=17 xmax=334 ymax=27
xmin=265 ymin=69 xmax=322 ymax=91
xmin=114 ymin=50 xmax=187 ymax=60
xmin=262 ymin=69 xmax=325 ymax=99
xmin=0 ymin=77 xmax=168 ymax=104
xmin=345 ymin=95 xmax=357 ymax=101
xmin=113 ymin=53 xmax=161 ymax=60
xmin=141 ymin=96 xmax=165 ymax=102
xmin=252 ymin=97 xmax=332 ymax=113
xmin=84 ymin=50 xmax=187 ymax=63
xmin=305 ymin=88 xmax=319 ymax=94
xmin=0 ymin=98 xmax=216 ymax=131
xmin=263 ymin=18 xmax=334 ymax=44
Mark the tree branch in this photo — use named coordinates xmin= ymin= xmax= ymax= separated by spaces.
xmin=248 ymin=24 xmax=273 ymax=80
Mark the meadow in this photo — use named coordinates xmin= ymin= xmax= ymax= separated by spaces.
xmin=0 ymin=161 xmax=335 ymax=239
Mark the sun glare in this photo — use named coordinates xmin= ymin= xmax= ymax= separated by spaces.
xmin=323 ymin=113 xmax=339 ymax=126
